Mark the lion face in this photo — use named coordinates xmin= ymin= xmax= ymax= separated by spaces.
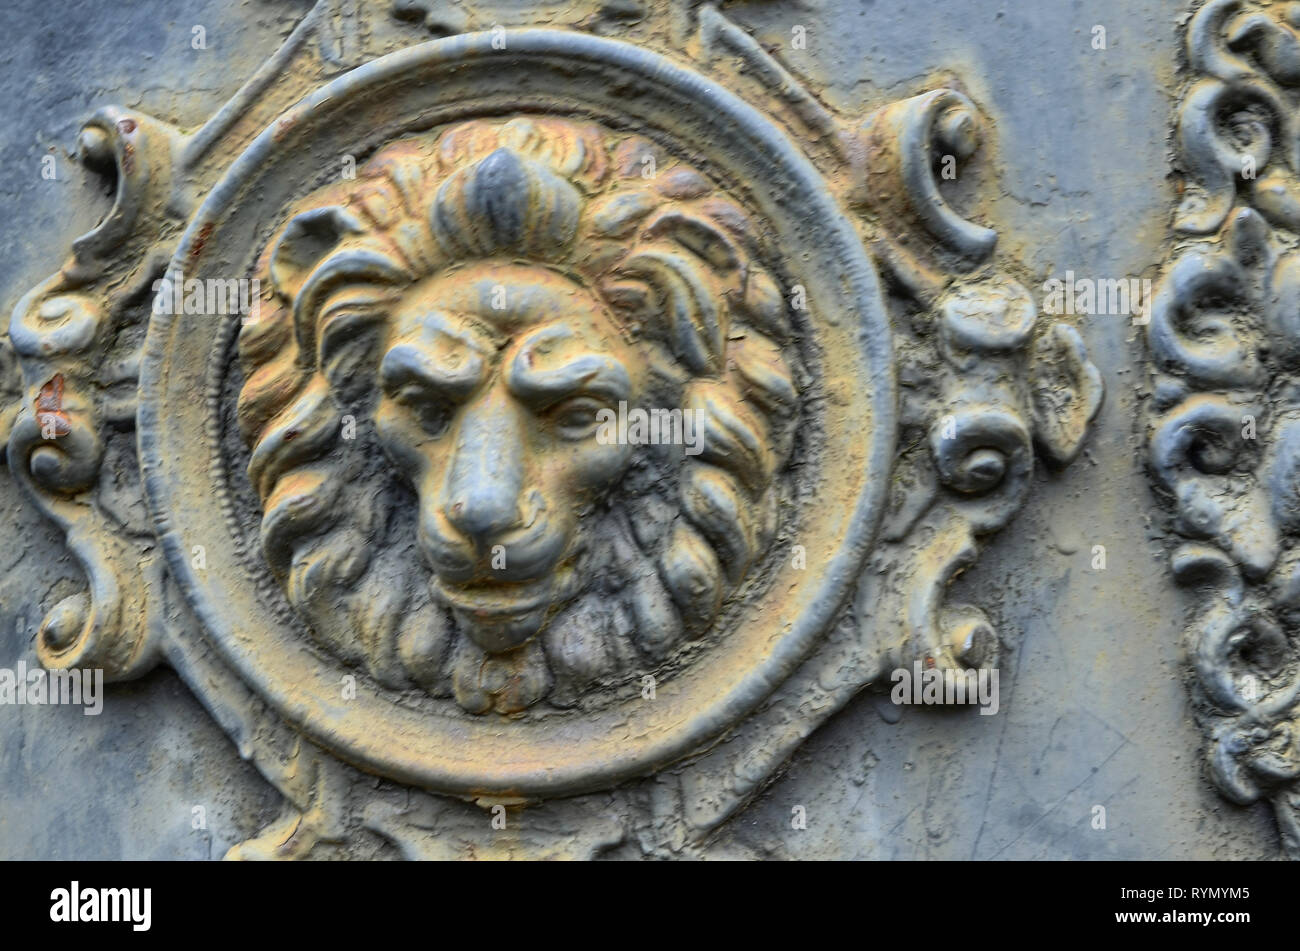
xmin=369 ymin=263 xmax=649 ymax=653
xmin=237 ymin=117 xmax=799 ymax=715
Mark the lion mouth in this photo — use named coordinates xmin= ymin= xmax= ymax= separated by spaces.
xmin=430 ymin=553 xmax=584 ymax=652
xmin=433 ymin=570 xmax=578 ymax=653
xmin=432 ymin=575 xmax=559 ymax=619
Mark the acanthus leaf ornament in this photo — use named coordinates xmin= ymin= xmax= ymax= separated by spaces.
xmin=4 ymin=0 xmax=1102 ymax=859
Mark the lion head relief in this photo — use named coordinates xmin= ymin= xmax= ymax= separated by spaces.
xmin=236 ymin=117 xmax=800 ymax=715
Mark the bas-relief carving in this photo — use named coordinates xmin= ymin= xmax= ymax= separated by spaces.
xmin=1 ymin=0 xmax=1102 ymax=858
xmin=239 ymin=119 xmax=800 ymax=716
xmin=1151 ymin=0 xmax=1300 ymax=859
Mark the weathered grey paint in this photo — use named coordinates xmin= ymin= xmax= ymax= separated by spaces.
xmin=0 ymin=0 xmax=1279 ymax=859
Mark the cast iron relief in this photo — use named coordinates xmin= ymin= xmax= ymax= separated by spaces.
xmin=1151 ymin=0 xmax=1300 ymax=858
xmin=0 ymin=0 xmax=1101 ymax=858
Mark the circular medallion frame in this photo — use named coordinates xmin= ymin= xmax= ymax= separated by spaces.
xmin=139 ymin=29 xmax=895 ymax=798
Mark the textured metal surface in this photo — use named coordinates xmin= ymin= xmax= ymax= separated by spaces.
xmin=0 ymin=0 xmax=1285 ymax=860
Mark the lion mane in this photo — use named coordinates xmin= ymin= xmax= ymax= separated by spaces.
xmin=236 ymin=117 xmax=799 ymax=714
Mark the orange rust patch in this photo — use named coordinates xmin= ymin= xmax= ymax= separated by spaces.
xmin=35 ymin=374 xmax=70 ymax=438
xmin=190 ymin=221 xmax=215 ymax=260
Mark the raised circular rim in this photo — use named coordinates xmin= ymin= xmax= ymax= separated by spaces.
xmin=139 ymin=28 xmax=896 ymax=798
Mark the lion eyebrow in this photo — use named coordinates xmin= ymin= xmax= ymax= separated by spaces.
xmin=507 ymin=336 xmax=630 ymax=406
xmin=380 ymin=312 xmax=490 ymax=398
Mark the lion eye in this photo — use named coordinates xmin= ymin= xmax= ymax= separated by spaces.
xmin=547 ymin=396 xmax=604 ymax=439
xmin=393 ymin=384 xmax=454 ymax=437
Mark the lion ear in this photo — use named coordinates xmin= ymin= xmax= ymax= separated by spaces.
xmin=270 ymin=206 xmax=364 ymax=299
xmin=615 ymin=248 xmax=725 ymax=375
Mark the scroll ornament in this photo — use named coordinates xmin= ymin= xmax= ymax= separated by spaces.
xmin=1 ymin=0 xmax=1101 ymax=858
xmin=1152 ymin=0 xmax=1300 ymax=857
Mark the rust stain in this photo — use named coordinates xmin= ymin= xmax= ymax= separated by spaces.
xmin=273 ymin=114 xmax=298 ymax=142
xmin=35 ymin=374 xmax=70 ymax=439
xmin=190 ymin=221 xmax=215 ymax=260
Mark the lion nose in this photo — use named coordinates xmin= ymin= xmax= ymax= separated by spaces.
xmin=442 ymin=391 xmax=524 ymax=546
